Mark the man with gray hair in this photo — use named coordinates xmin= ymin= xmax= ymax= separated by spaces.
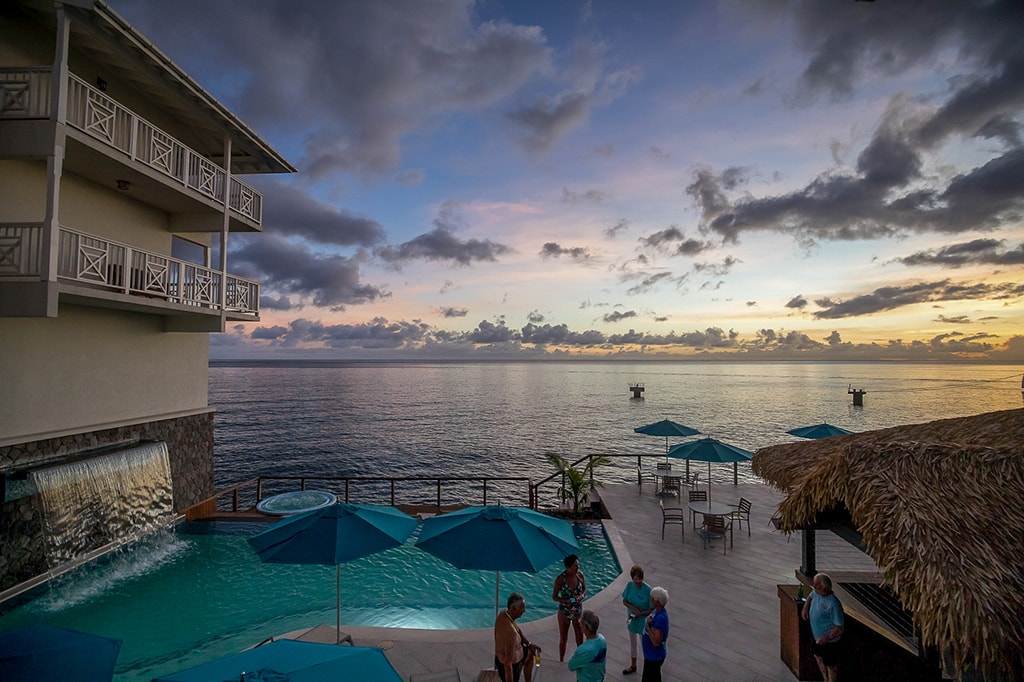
xmin=568 ymin=609 xmax=607 ymax=681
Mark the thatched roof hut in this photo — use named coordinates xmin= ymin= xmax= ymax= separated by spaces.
xmin=752 ymin=408 xmax=1024 ymax=681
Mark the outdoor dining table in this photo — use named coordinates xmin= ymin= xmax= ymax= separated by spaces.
xmin=688 ymin=500 xmax=736 ymax=543
xmin=648 ymin=467 xmax=686 ymax=496
xmin=687 ymin=500 xmax=734 ymax=518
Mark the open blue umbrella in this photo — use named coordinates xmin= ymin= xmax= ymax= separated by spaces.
xmin=667 ymin=437 xmax=753 ymax=502
xmin=248 ymin=502 xmax=418 ymax=643
xmin=416 ymin=505 xmax=578 ymax=615
xmin=153 ymin=639 xmax=402 ymax=682
xmin=786 ymin=422 xmax=854 ymax=439
xmin=0 ymin=624 xmax=121 ymax=682
xmin=634 ymin=419 xmax=701 ymax=458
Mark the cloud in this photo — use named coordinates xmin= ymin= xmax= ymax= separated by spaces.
xmin=467 ymin=319 xmax=518 ymax=344
xmin=811 ymin=278 xmax=1024 ymax=319
xmin=527 ymin=310 xmax=545 ymax=323
xmin=604 ymin=218 xmax=630 ymax=239
xmin=786 ymin=295 xmax=808 ymax=309
xmin=114 ymin=0 xmax=553 ymax=176
xmin=539 ymin=242 xmax=594 ymax=262
xmin=562 ymin=186 xmax=608 ymax=204
xmin=897 ymin=239 xmax=1024 ymax=268
xmin=689 ymin=0 xmax=1024 ymax=247
xmin=639 ymin=227 xmax=716 ymax=256
xmin=507 ymin=92 xmax=590 ymax=153
xmin=374 ymin=202 xmax=513 ymax=266
xmin=258 ymin=180 xmax=385 ymax=247
xmin=231 ymin=234 xmax=388 ymax=310
xmin=376 ymin=227 xmax=513 ymax=266
xmin=602 ymin=310 xmax=638 ymax=323
xmin=438 ymin=306 xmax=469 ymax=318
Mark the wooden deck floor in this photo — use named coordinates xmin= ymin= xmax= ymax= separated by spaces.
xmin=280 ymin=481 xmax=880 ymax=681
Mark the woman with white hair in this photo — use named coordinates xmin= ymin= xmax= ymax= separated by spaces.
xmin=641 ymin=586 xmax=669 ymax=681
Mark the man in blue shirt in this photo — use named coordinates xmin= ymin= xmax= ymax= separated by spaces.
xmin=801 ymin=572 xmax=844 ymax=682
xmin=641 ymin=586 xmax=669 ymax=682
xmin=568 ymin=610 xmax=607 ymax=682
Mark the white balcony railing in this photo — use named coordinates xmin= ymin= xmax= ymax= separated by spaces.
xmin=0 ymin=68 xmax=262 ymax=225
xmin=0 ymin=68 xmax=52 ymax=119
xmin=0 ymin=223 xmax=260 ymax=315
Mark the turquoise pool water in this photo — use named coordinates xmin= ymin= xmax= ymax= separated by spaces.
xmin=0 ymin=523 xmax=619 ymax=680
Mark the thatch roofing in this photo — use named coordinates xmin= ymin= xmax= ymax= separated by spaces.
xmin=753 ymin=408 xmax=1024 ymax=681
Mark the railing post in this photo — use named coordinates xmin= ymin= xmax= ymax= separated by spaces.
xmin=436 ymin=479 xmax=441 ymax=509
xmin=390 ymin=479 xmax=395 ymax=506
xmin=256 ymin=478 xmax=263 ymax=502
xmin=301 ymin=478 xmax=307 ymax=491
xmin=232 ymin=489 xmax=238 ymax=512
xmin=483 ymin=479 xmax=488 ymax=506
xmin=345 ymin=480 xmax=350 ymax=503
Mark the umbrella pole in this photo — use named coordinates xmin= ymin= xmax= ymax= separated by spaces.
xmin=495 ymin=571 xmax=500 ymax=619
xmin=708 ymin=461 xmax=712 ymax=502
xmin=336 ymin=564 xmax=341 ymax=645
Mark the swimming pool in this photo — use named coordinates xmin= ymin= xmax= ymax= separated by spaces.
xmin=0 ymin=522 xmax=620 ymax=680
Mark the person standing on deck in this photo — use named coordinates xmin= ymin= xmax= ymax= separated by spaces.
xmin=802 ymin=572 xmax=845 ymax=682
xmin=553 ymin=553 xmax=587 ymax=661
xmin=568 ymin=610 xmax=607 ymax=682
xmin=621 ymin=564 xmax=652 ymax=675
xmin=495 ymin=592 xmax=540 ymax=682
xmin=641 ymin=586 xmax=669 ymax=682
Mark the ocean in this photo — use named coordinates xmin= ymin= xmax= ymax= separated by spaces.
xmin=208 ymin=361 xmax=1023 ymax=491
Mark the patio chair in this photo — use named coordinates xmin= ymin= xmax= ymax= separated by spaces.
xmin=698 ymin=514 xmax=733 ymax=553
xmin=729 ymin=497 xmax=752 ymax=536
xmin=637 ymin=464 xmax=656 ymax=495
xmin=660 ymin=499 xmax=685 ymax=541
xmin=661 ymin=475 xmax=681 ymax=497
xmin=688 ymin=489 xmax=707 ymax=527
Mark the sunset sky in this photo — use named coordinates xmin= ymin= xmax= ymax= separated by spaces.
xmin=111 ymin=0 xmax=1024 ymax=362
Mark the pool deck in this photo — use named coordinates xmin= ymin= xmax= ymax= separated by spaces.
xmin=281 ymin=481 xmax=879 ymax=681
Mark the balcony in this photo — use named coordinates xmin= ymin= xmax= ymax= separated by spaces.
xmin=0 ymin=68 xmax=263 ymax=227
xmin=0 ymin=223 xmax=260 ymax=321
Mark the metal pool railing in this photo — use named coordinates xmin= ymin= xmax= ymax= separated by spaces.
xmin=184 ymin=474 xmax=536 ymax=521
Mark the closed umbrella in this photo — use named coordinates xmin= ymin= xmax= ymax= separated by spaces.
xmin=153 ymin=639 xmax=402 ymax=682
xmin=248 ymin=502 xmax=418 ymax=643
xmin=0 ymin=624 xmax=121 ymax=682
xmin=787 ymin=423 xmax=853 ymax=439
xmin=667 ymin=437 xmax=753 ymax=502
xmin=415 ymin=505 xmax=579 ymax=616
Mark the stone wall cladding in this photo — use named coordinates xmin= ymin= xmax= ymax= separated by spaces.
xmin=0 ymin=412 xmax=214 ymax=591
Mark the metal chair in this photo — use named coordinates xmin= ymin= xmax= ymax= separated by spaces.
xmin=729 ymin=497 xmax=752 ymax=536
xmin=688 ymin=489 xmax=707 ymax=527
xmin=661 ymin=475 xmax=681 ymax=497
xmin=698 ymin=514 xmax=733 ymax=553
xmin=660 ymin=499 xmax=685 ymax=541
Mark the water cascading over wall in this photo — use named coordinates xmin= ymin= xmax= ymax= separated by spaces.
xmin=27 ymin=441 xmax=175 ymax=568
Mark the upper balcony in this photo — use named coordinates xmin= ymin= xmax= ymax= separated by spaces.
xmin=1 ymin=68 xmax=264 ymax=231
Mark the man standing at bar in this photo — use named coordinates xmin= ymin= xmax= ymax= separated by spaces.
xmin=802 ymin=572 xmax=845 ymax=682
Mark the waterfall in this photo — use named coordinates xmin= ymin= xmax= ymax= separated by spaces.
xmin=28 ymin=441 xmax=176 ymax=568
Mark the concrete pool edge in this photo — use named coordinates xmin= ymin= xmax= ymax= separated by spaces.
xmin=273 ymin=517 xmax=634 ymax=645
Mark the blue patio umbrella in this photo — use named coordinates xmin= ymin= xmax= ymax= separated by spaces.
xmin=786 ymin=423 xmax=854 ymax=439
xmin=416 ymin=505 xmax=579 ymax=615
xmin=248 ymin=502 xmax=418 ymax=643
xmin=667 ymin=437 xmax=753 ymax=502
xmin=0 ymin=624 xmax=121 ymax=682
xmin=634 ymin=419 xmax=701 ymax=458
xmin=153 ymin=639 xmax=402 ymax=682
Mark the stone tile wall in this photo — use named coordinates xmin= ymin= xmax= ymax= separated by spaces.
xmin=0 ymin=411 xmax=214 ymax=592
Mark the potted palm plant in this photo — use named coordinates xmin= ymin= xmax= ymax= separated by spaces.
xmin=544 ymin=453 xmax=611 ymax=518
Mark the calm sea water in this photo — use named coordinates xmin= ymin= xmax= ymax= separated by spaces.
xmin=210 ymin=361 xmax=1023 ymax=491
